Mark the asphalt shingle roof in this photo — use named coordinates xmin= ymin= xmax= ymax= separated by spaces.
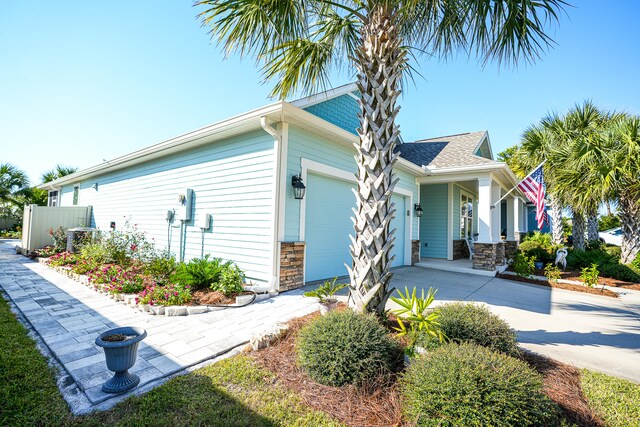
xmin=396 ymin=131 xmax=499 ymax=169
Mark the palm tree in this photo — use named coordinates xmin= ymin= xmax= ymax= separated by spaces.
xmin=196 ymin=0 xmax=567 ymax=314
xmin=41 ymin=165 xmax=78 ymax=183
xmin=0 ymin=163 xmax=30 ymax=219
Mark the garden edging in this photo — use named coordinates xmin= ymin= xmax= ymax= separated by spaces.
xmin=37 ymin=258 xmax=271 ymax=316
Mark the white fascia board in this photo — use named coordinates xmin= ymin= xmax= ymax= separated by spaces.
xmin=38 ymin=102 xmax=285 ymax=189
xmin=290 ymin=83 xmax=358 ymax=109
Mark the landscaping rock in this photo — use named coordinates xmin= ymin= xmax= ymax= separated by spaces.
xmin=250 ymin=323 xmax=288 ymax=351
xmin=165 ymin=306 xmax=187 ymax=316
xmin=187 ymin=306 xmax=209 ymax=315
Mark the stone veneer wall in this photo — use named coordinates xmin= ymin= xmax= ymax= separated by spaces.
xmin=504 ymin=241 xmax=518 ymax=260
xmin=411 ymin=240 xmax=420 ymax=265
xmin=495 ymin=242 xmax=506 ymax=266
xmin=472 ymin=243 xmax=497 ymax=271
xmin=452 ymin=240 xmax=470 ymax=260
xmin=279 ymin=242 xmax=305 ymax=291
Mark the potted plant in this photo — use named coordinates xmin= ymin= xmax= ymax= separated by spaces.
xmin=95 ymin=326 xmax=147 ymax=393
xmin=304 ymin=277 xmax=347 ymax=315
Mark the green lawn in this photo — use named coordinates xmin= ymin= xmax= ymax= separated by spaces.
xmin=581 ymin=369 xmax=640 ymax=427
xmin=0 ymin=295 xmax=341 ymax=426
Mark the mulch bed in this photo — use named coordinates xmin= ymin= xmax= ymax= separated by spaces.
xmin=497 ymin=273 xmax=619 ymax=298
xmin=561 ymin=272 xmax=640 ymax=291
xmin=252 ymin=309 xmax=604 ymax=427
xmin=189 ymin=290 xmax=253 ymax=305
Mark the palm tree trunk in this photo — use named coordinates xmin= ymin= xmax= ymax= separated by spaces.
xmin=618 ymin=195 xmax=640 ymax=264
xmin=586 ymin=210 xmax=599 ymax=243
xmin=572 ymin=208 xmax=586 ymax=251
xmin=549 ymin=194 xmax=564 ymax=245
xmin=348 ymin=5 xmax=405 ymax=315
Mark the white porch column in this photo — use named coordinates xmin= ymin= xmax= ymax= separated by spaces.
xmin=490 ymin=181 xmax=501 ymax=242
xmin=513 ymin=197 xmax=522 ymax=237
xmin=506 ymin=196 xmax=515 ymax=241
xmin=477 ymin=177 xmax=493 ymax=243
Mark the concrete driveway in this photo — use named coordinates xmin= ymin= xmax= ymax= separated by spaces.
xmin=389 ymin=267 xmax=640 ymax=383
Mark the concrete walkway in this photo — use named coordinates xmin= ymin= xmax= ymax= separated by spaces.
xmin=0 ymin=240 xmax=317 ymax=414
xmin=390 ymin=266 xmax=640 ymax=383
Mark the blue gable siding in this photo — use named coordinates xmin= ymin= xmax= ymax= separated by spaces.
xmin=303 ymin=94 xmax=360 ymax=135
xmin=420 ymin=184 xmax=449 ymax=258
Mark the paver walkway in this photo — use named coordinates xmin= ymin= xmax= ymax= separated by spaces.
xmin=390 ymin=266 xmax=640 ymax=383
xmin=0 ymin=241 xmax=317 ymax=414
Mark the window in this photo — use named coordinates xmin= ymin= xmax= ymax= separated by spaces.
xmin=460 ymin=193 xmax=474 ymax=239
xmin=73 ymin=186 xmax=79 ymax=205
xmin=48 ymin=190 xmax=59 ymax=207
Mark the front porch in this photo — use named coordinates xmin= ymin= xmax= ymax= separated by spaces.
xmin=416 ymin=166 xmax=528 ymax=272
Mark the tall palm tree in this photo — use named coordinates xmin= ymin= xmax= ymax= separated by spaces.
xmin=196 ymin=0 xmax=567 ymax=314
xmin=41 ymin=165 xmax=78 ymax=183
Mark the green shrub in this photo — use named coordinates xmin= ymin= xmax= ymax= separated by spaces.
xmin=102 ymin=221 xmax=156 ymax=266
xmin=600 ymin=263 xmax=640 ymax=283
xmin=632 ymin=252 xmax=640 ymax=271
xmin=544 ymin=264 xmax=562 ymax=284
xmin=580 ymin=264 xmax=600 ymax=287
xmin=213 ymin=264 xmax=245 ymax=297
xmin=598 ymin=214 xmax=620 ymax=232
xmin=296 ymin=310 xmax=401 ymax=387
xmin=71 ymin=257 xmax=102 ymax=275
xmin=522 ymin=230 xmax=553 ymax=247
xmin=48 ymin=227 xmax=67 ymax=253
xmin=401 ymin=343 xmax=560 ymax=426
xmin=567 ymin=248 xmax=615 ymax=270
xmin=79 ymin=242 xmax=109 ymax=264
xmin=48 ymin=252 xmax=78 ymax=267
xmin=390 ymin=287 xmax=445 ymax=355
xmin=604 ymin=245 xmax=621 ymax=261
xmin=431 ymin=302 xmax=519 ymax=356
xmin=144 ymin=253 xmax=178 ymax=285
xmin=172 ymin=255 xmax=232 ymax=290
xmin=512 ymin=252 xmax=535 ymax=278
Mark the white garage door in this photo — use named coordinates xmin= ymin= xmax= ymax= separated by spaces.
xmin=304 ymin=172 xmax=406 ymax=282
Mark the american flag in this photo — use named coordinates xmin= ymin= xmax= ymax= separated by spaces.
xmin=518 ymin=164 xmax=548 ymax=230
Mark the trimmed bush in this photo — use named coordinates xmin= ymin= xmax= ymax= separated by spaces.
xmin=296 ymin=310 xmax=401 ymax=387
xmin=432 ymin=302 xmax=518 ymax=356
xmin=600 ymin=263 xmax=640 ymax=283
xmin=401 ymin=343 xmax=560 ymax=426
xmin=567 ymin=248 xmax=615 ymax=270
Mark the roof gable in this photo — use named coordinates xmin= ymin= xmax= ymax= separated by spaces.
xmin=291 ymin=83 xmax=360 ymax=135
xmin=398 ymin=131 xmax=499 ymax=169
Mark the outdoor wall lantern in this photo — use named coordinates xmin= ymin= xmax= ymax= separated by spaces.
xmin=414 ymin=203 xmax=424 ymax=217
xmin=292 ymin=174 xmax=306 ymax=200
xmin=91 ymin=182 xmax=99 ymax=191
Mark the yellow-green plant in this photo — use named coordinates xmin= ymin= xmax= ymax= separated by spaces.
xmin=303 ymin=277 xmax=347 ymax=303
xmin=580 ymin=263 xmax=600 ymax=288
xmin=544 ymin=264 xmax=562 ymax=284
xmin=390 ymin=287 xmax=445 ymax=354
xmin=513 ymin=253 xmax=535 ymax=278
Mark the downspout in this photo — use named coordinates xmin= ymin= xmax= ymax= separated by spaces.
xmin=261 ymin=116 xmax=283 ymax=293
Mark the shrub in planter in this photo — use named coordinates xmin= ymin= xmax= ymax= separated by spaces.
xmin=137 ymin=283 xmax=191 ymax=306
xmin=401 ymin=343 xmax=560 ymax=426
xmin=79 ymin=242 xmax=110 ymax=265
xmin=143 ymin=252 xmax=177 ymax=285
xmin=296 ymin=310 xmax=401 ymax=387
xmin=431 ymin=302 xmax=519 ymax=356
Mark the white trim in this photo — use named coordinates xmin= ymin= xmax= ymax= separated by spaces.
xmin=299 ymin=158 xmax=412 ymax=267
xmin=447 ymin=183 xmax=453 ymax=260
xmin=290 ymin=83 xmax=358 ymax=109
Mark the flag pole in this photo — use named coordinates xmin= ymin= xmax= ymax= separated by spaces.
xmin=492 ymin=159 xmax=547 ymax=207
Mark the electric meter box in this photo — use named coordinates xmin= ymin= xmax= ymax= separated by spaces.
xmin=176 ymin=189 xmax=193 ymax=221
xmin=196 ymin=213 xmax=212 ymax=230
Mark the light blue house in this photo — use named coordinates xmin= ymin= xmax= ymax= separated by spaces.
xmin=42 ymin=84 xmax=528 ymax=291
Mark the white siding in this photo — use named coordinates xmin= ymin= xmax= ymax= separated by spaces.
xmin=60 ymin=130 xmax=276 ymax=284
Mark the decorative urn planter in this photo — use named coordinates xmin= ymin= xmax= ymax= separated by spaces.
xmin=95 ymin=326 xmax=147 ymax=394
xmin=319 ymin=300 xmax=338 ymax=315
xmin=534 ymin=261 xmax=544 ymax=270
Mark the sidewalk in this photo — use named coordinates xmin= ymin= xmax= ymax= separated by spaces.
xmin=0 ymin=240 xmax=317 ymax=414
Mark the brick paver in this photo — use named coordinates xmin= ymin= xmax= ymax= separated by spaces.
xmin=0 ymin=241 xmax=317 ymax=412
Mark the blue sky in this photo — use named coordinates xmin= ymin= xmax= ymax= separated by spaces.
xmin=1 ymin=1 xmax=639 ymax=184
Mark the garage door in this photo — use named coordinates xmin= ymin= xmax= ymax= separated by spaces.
xmin=305 ymin=172 xmax=406 ymax=282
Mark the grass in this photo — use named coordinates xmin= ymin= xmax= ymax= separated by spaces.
xmin=581 ymin=369 xmax=640 ymax=427
xmin=0 ymin=295 xmax=341 ymax=426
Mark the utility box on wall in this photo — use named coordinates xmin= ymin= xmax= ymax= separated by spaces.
xmin=176 ymin=189 xmax=193 ymax=221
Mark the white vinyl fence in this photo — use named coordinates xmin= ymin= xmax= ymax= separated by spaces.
xmin=21 ymin=205 xmax=92 ymax=251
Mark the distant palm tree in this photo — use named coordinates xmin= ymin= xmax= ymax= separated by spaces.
xmin=0 ymin=163 xmax=30 ymax=218
xmin=196 ymin=0 xmax=567 ymax=314
xmin=41 ymin=165 xmax=78 ymax=183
